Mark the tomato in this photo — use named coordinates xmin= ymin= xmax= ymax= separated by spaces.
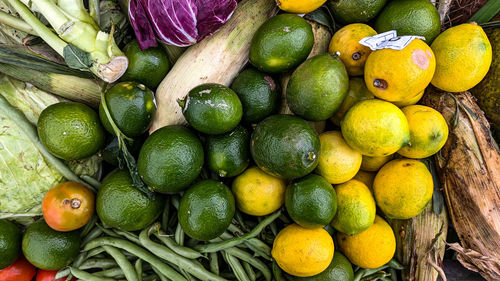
xmin=0 ymin=257 xmax=36 ymax=281
xmin=42 ymin=181 xmax=95 ymax=231
xmin=36 ymin=269 xmax=76 ymax=281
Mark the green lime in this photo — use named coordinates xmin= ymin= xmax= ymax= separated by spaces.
xmin=178 ymin=180 xmax=235 ymax=241
xmin=285 ymin=174 xmax=337 ymax=229
xmin=287 ymin=54 xmax=349 ymax=121
xmin=37 ymin=102 xmax=105 ymax=161
xmin=96 ymin=170 xmax=164 ymax=231
xmin=0 ymin=219 xmax=21 ymax=269
xmin=137 ymin=125 xmax=204 ymax=193
xmin=180 ymin=84 xmax=243 ymax=135
xmin=286 ymin=251 xmax=354 ymax=281
xmin=22 ymin=220 xmax=80 ymax=270
xmin=99 ymin=82 xmax=156 ymax=138
xmin=121 ymin=40 xmax=171 ymax=89
xmin=375 ymin=0 xmax=441 ymax=43
xmin=251 ymin=115 xmax=320 ymax=179
xmin=327 ymin=0 xmax=387 ymax=24
xmin=206 ymin=125 xmax=250 ymax=178
xmin=231 ymin=68 xmax=280 ymax=124
xmin=250 ymin=14 xmax=314 ymax=73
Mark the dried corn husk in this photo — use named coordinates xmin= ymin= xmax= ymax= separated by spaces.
xmin=422 ymin=90 xmax=500 ymax=281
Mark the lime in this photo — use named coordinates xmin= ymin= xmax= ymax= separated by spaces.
xmin=285 ymin=251 xmax=354 ymax=281
xmin=206 ymin=125 xmax=250 ymax=177
xmin=0 ymin=219 xmax=21 ymax=269
xmin=327 ymin=0 xmax=387 ymax=24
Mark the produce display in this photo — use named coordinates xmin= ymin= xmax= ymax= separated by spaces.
xmin=0 ymin=0 xmax=498 ymax=281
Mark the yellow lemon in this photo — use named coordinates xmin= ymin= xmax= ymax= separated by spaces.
xmin=360 ymin=154 xmax=393 ymax=172
xmin=232 ymin=166 xmax=286 ymax=216
xmin=373 ymin=159 xmax=433 ymax=219
xmin=338 ymin=215 xmax=396 ymax=269
xmin=341 ymin=99 xmax=410 ymax=157
xmin=398 ymin=105 xmax=449 ymax=159
xmin=272 ymin=224 xmax=334 ymax=277
xmin=392 ymin=90 xmax=424 ymax=107
xmin=365 ymin=39 xmax=436 ymax=102
xmin=331 ymin=179 xmax=376 ymax=235
xmin=431 ymin=23 xmax=492 ymax=92
xmin=316 ymin=131 xmax=362 ymax=184
xmin=276 ymin=0 xmax=327 ymax=14
xmin=331 ymin=77 xmax=374 ymax=126
xmin=353 ymin=170 xmax=376 ymax=192
xmin=329 ymin=24 xmax=377 ymax=76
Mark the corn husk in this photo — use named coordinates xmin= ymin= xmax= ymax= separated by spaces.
xmin=422 ymin=90 xmax=500 ymax=281
xmin=279 ymin=21 xmax=331 ymax=134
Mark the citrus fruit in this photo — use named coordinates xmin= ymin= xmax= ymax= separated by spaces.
xmin=276 ymin=0 xmax=327 ymax=13
xmin=337 ymin=215 xmax=396 ymax=269
xmin=353 ymin=170 xmax=376 ymax=192
xmin=272 ymin=224 xmax=334 ymax=277
xmin=22 ymin=220 xmax=80 ymax=270
xmin=373 ymin=159 xmax=433 ymax=219
xmin=364 ymin=39 xmax=436 ymax=102
xmin=42 ymin=182 xmax=95 ymax=232
xmin=431 ymin=23 xmax=492 ymax=92
xmin=398 ymin=105 xmax=449 ymax=159
xmin=393 ymin=90 xmax=424 ymax=108
xmin=37 ymin=102 xmax=105 ymax=161
xmin=99 ymin=82 xmax=156 ymax=138
xmin=251 ymin=115 xmax=320 ymax=179
xmin=206 ymin=125 xmax=250 ymax=178
xmin=180 ymin=83 xmax=242 ymax=134
xmin=121 ymin=39 xmax=170 ymax=89
xmin=96 ymin=170 xmax=164 ymax=231
xmin=341 ymin=99 xmax=410 ymax=157
xmin=316 ymin=131 xmax=362 ymax=184
xmin=178 ymin=180 xmax=235 ymax=241
xmin=137 ymin=125 xmax=204 ymax=193
xmin=375 ymin=0 xmax=441 ymax=43
xmin=0 ymin=257 xmax=36 ymax=281
xmin=331 ymin=179 xmax=376 ymax=235
xmin=329 ymin=24 xmax=377 ymax=76
xmin=285 ymin=174 xmax=337 ymax=228
xmin=331 ymin=77 xmax=374 ymax=126
xmin=230 ymin=68 xmax=280 ymax=124
xmin=250 ymin=14 xmax=314 ymax=73
xmin=285 ymin=251 xmax=354 ymax=281
xmin=360 ymin=154 xmax=393 ymax=172
xmin=327 ymin=0 xmax=387 ymax=24
xmin=286 ymin=54 xmax=349 ymax=121
xmin=0 ymin=219 xmax=21 ymax=269
xmin=232 ymin=166 xmax=287 ymax=216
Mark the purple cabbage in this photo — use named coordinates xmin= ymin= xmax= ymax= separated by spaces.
xmin=129 ymin=0 xmax=237 ymax=49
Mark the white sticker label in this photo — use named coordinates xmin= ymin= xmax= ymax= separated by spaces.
xmin=359 ymin=30 xmax=426 ymax=51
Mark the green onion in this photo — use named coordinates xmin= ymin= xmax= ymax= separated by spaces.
xmin=469 ymin=0 xmax=500 ymax=24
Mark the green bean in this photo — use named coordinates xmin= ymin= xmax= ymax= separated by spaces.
xmin=69 ymin=267 xmax=115 ymax=281
xmin=82 ymin=175 xmax=102 ymax=190
xmin=171 ymin=195 xmax=180 ymax=209
xmin=272 ymin=261 xmax=286 ymax=281
xmin=152 ymin=226 xmax=203 ymax=259
xmin=389 ymin=268 xmax=398 ymax=281
xmin=223 ymin=252 xmax=251 ymax=281
xmin=175 ymin=222 xmax=185 ymax=245
xmin=234 ymin=210 xmax=249 ymax=232
xmin=71 ymin=252 xmax=88 ymax=269
xmin=103 ymin=245 xmax=140 ymax=281
xmin=181 ymin=269 xmax=197 ymax=281
xmin=84 ymin=246 xmax=104 ymax=259
xmin=243 ymin=262 xmax=256 ymax=281
xmin=209 ymin=252 xmax=219 ymax=275
xmin=151 ymin=265 xmax=169 ymax=281
xmin=278 ymin=213 xmax=290 ymax=224
xmin=93 ymin=267 xmax=125 ymax=278
xmin=245 ymin=238 xmax=271 ymax=260
xmin=95 ymin=224 xmax=121 ymax=238
xmin=360 ymin=271 xmax=390 ymax=281
xmin=388 ymin=259 xmax=404 ymax=270
xmin=113 ymin=229 xmax=141 ymax=244
xmin=219 ymin=272 xmax=236 ymax=279
xmin=82 ymin=227 xmax=104 ymax=245
xmin=79 ymin=259 xmax=117 ymax=270
xmin=269 ymin=221 xmax=278 ymax=237
xmin=195 ymin=211 xmax=280 ymax=253
xmin=142 ymin=275 xmax=160 ymax=281
xmin=81 ymin=216 xmax=98 ymax=237
xmin=55 ymin=268 xmax=70 ymax=280
xmin=83 ymin=237 xmax=187 ymax=281
xmin=161 ymin=197 xmax=170 ymax=233
xmin=223 ymin=247 xmax=271 ymax=281
xmin=138 ymin=228 xmax=227 ymax=281
xmin=353 ymin=266 xmax=389 ymax=281
xmin=135 ymin=259 xmax=143 ymax=281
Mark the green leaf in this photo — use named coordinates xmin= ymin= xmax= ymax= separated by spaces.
xmin=304 ymin=6 xmax=337 ymax=34
xmin=63 ymin=44 xmax=92 ymax=70
xmin=469 ymin=0 xmax=500 ymax=24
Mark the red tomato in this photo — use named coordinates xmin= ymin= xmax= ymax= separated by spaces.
xmin=0 ymin=257 xmax=36 ymax=281
xmin=36 ymin=269 xmax=76 ymax=281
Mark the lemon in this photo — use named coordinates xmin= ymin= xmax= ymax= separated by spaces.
xmin=331 ymin=179 xmax=376 ymax=235
xmin=341 ymin=99 xmax=410 ymax=157
xmin=365 ymin=39 xmax=436 ymax=102
xmin=316 ymin=131 xmax=362 ymax=184
xmin=329 ymin=24 xmax=377 ymax=76
xmin=232 ymin=166 xmax=286 ymax=216
xmin=398 ymin=105 xmax=449 ymax=159
xmin=392 ymin=90 xmax=424 ymax=108
xmin=431 ymin=23 xmax=492 ymax=92
xmin=272 ymin=224 xmax=334 ymax=277
xmin=337 ymin=215 xmax=396 ymax=269
xmin=373 ymin=159 xmax=433 ymax=219
xmin=360 ymin=154 xmax=393 ymax=172
xmin=353 ymin=170 xmax=375 ymax=192
xmin=331 ymin=77 xmax=374 ymax=126
xmin=276 ymin=0 xmax=327 ymax=14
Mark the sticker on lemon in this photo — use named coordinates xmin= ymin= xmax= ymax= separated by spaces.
xmin=316 ymin=131 xmax=362 ymax=184
xmin=341 ymin=99 xmax=410 ymax=157
xmin=276 ymin=0 xmax=327 ymax=14
xmin=272 ymin=224 xmax=334 ymax=277
xmin=373 ymin=159 xmax=433 ymax=219
xmin=337 ymin=215 xmax=396 ymax=269
xmin=364 ymin=39 xmax=435 ymax=102
xmin=232 ymin=166 xmax=286 ymax=216
xmin=398 ymin=105 xmax=449 ymax=159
